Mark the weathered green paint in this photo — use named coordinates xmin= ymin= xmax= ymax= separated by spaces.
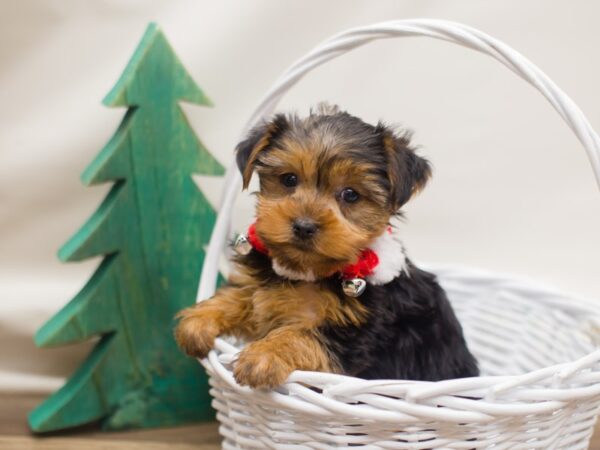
xmin=29 ymin=23 xmax=224 ymax=432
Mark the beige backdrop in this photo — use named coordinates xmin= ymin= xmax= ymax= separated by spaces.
xmin=2 ymin=0 xmax=600 ymax=392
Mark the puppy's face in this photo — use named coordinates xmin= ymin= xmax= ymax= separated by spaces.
xmin=236 ymin=106 xmax=431 ymax=278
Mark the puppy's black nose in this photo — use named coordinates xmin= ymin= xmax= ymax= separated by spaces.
xmin=292 ymin=218 xmax=318 ymax=239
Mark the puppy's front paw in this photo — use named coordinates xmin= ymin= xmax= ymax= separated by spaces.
xmin=234 ymin=345 xmax=293 ymax=389
xmin=174 ymin=308 xmax=220 ymax=359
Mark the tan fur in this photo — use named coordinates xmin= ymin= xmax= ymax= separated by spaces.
xmin=175 ymin=284 xmax=255 ymax=359
xmin=175 ymin=260 xmax=368 ymax=387
xmin=234 ymin=327 xmax=335 ymax=388
xmin=254 ymin=137 xmax=390 ymax=278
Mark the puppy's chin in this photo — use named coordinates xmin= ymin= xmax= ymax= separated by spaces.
xmin=268 ymin=242 xmax=355 ymax=279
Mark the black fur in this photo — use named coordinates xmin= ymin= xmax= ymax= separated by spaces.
xmin=235 ymin=249 xmax=479 ymax=381
xmin=321 ymin=262 xmax=478 ymax=380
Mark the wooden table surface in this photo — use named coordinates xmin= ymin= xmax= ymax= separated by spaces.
xmin=0 ymin=393 xmax=220 ymax=449
xmin=1 ymin=393 xmax=598 ymax=449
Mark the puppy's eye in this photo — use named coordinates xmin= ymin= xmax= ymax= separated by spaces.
xmin=340 ymin=188 xmax=359 ymax=203
xmin=280 ymin=173 xmax=298 ymax=188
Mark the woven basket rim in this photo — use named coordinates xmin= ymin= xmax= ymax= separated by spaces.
xmin=203 ymin=265 xmax=600 ymax=422
xmin=208 ymin=263 xmax=600 ymax=382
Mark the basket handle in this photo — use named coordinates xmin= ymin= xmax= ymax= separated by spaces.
xmin=198 ymin=18 xmax=600 ymax=302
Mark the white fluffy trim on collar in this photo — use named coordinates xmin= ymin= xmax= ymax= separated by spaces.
xmin=365 ymin=229 xmax=409 ymax=285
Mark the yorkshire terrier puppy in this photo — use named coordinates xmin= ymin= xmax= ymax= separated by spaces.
xmin=175 ymin=104 xmax=478 ymax=388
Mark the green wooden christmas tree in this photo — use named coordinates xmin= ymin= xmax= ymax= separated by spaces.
xmin=29 ymin=23 xmax=224 ymax=432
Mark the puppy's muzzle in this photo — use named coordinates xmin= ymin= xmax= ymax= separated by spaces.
xmin=292 ymin=217 xmax=318 ymax=240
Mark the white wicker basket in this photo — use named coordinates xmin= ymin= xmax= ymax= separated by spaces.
xmin=196 ymin=20 xmax=600 ymax=449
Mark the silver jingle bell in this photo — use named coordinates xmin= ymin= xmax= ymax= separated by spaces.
xmin=233 ymin=234 xmax=252 ymax=255
xmin=342 ymin=278 xmax=367 ymax=297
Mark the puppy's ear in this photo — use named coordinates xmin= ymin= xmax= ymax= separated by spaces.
xmin=236 ymin=114 xmax=289 ymax=189
xmin=380 ymin=126 xmax=431 ymax=211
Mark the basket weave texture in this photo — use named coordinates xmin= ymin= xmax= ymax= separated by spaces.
xmin=197 ymin=20 xmax=600 ymax=449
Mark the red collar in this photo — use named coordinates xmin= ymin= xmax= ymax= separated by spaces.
xmin=247 ymin=222 xmax=380 ymax=279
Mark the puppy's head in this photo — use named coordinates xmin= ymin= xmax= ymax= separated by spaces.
xmin=236 ymin=104 xmax=431 ymax=278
